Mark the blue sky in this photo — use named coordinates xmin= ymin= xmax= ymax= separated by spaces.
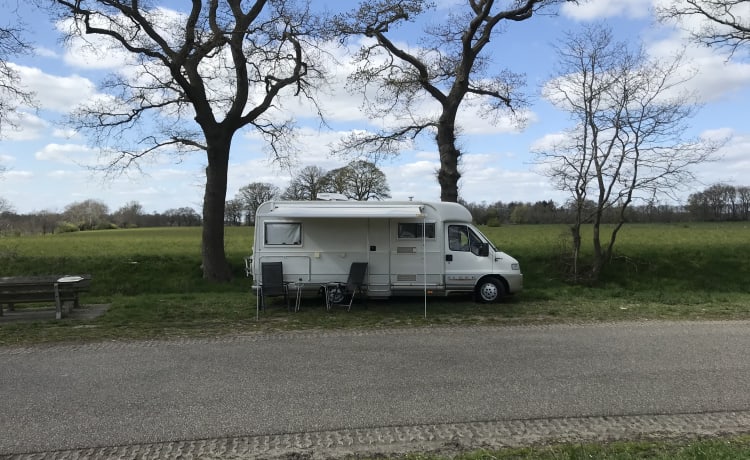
xmin=1 ymin=0 xmax=749 ymax=214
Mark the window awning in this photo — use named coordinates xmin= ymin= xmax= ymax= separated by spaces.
xmin=264 ymin=203 xmax=425 ymax=219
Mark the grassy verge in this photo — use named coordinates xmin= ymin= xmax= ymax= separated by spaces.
xmin=1 ymin=223 xmax=749 ymax=346
xmin=394 ymin=435 xmax=750 ymax=459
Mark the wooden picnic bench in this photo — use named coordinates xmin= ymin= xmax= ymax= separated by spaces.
xmin=0 ymin=275 xmax=92 ymax=320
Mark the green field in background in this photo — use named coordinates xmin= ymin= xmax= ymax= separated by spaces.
xmin=1 ymin=222 xmax=748 ymax=345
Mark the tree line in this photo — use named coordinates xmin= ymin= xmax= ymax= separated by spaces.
xmin=2 ymin=183 xmax=746 ymax=236
xmin=687 ymin=184 xmax=750 ymax=221
xmin=0 ymin=199 xmax=201 ymax=236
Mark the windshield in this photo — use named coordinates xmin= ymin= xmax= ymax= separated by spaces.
xmin=472 ymin=226 xmax=498 ymax=252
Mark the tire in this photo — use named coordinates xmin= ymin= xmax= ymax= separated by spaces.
xmin=476 ymin=278 xmax=504 ymax=303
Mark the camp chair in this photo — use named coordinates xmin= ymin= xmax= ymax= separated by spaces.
xmin=259 ymin=262 xmax=290 ymax=312
xmin=326 ymin=262 xmax=368 ymax=311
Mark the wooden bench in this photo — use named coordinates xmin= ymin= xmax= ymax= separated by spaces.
xmin=0 ymin=275 xmax=92 ymax=320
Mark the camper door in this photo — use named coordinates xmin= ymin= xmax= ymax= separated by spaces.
xmin=444 ymin=224 xmax=492 ymax=289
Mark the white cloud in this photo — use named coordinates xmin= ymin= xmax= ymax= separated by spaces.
xmin=34 ymin=143 xmax=97 ymax=165
xmin=457 ymin=107 xmax=532 ymax=136
xmin=710 ymin=131 xmax=750 ymax=164
xmin=382 ymin=159 xmax=441 ymax=201
xmin=655 ymin=0 xmax=750 ymax=62
xmin=11 ymin=64 xmax=98 ymax=113
xmin=700 ymin=127 xmax=734 ymax=142
xmin=34 ymin=47 xmax=59 ymax=59
xmin=5 ymin=170 xmax=33 ymax=179
xmin=57 ymin=18 xmax=138 ymax=70
xmin=562 ymin=0 xmax=653 ymax=21
xmin=645 ymin=34 xmax=750 ymax=103
xmin=0 ymin=111 xmax=48 ymax=141
xmin=46 ymin=170 xmax=78 ymax=178
xmin=529 ymin=132 xmax=571 ymax=152
xmin=52 ymin=128 xmax=80 ymax=139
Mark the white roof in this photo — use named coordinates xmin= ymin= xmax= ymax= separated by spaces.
xmin=257 ymin=200 xmax=473 ymax=221
xmin=262 ymin=202 xmax=424 ymax=218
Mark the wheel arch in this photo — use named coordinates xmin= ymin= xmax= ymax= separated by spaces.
xmin=475 ymin=275 xmax=508 ymax=302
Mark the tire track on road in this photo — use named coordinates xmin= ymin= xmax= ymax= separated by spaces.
xmin=5 ymin=410 xmax=750 ymax=459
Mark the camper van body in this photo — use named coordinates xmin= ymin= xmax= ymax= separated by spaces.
xmin=248 ymin=200 xmax=522 ymax=302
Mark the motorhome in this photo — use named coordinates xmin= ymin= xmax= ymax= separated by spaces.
xmin=248 ymin=199 xmax=522 ymax=304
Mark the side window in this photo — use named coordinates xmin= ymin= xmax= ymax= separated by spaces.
xmin=264 ymin=222 xmax=302 ymax=245
xmin=398 ymin=222 xmax=435 ymax=239
xmin=448 ymin=225 xmax=469 ymax=251
xmin=449 ymin=225 xmax=484 ymax=255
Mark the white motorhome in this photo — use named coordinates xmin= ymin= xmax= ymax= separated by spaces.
xmin=248 ymin=199 xmax=522 ymax=303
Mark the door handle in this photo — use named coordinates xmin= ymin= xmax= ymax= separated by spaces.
xmin=445 ymin=254 xmax=453 ymax=262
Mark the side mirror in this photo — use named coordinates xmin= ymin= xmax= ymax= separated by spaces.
xmin=478 ymin=243 xmax=489 ymax=257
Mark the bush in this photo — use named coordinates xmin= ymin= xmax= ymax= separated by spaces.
xmin=96 ymin=222 xmax=119 ymax=230
xmin=55 ymin=222 xmax=80 ymax=233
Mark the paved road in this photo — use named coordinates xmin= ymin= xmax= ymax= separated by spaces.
xmin=1 ymin=321 xmax=749 ymax=458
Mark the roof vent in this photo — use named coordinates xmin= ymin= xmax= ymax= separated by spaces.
xmin=316 ymin=193 xmax=350 ymax=201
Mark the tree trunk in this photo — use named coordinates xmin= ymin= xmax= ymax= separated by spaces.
xmin=201 ymin=136 xmax=233 ymax=282
xmin=590 ymin=210 xmax=605 ymax=281
xmin=570 ymin=223 xmax=581 ymax=282
xmin=436 ymin=113 xmax=460 ymax=203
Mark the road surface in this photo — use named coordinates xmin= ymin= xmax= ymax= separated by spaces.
xmin=1 ymin=321 xmax=749 ymax=458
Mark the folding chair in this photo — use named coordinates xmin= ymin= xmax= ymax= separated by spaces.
xmin=259 ymin=262 xmax=290 ymax=312
xmin=327 ymin=262 xmax=368 ymax=311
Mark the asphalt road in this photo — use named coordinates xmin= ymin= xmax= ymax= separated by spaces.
xmin=1 ymin=321 xmax=749 ymax=456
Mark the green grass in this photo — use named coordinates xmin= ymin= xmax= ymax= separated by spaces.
xmin=1 ymin=223 xmax=749 ymax=345
xmin=391 ymin=435 xmax=750 ymax=459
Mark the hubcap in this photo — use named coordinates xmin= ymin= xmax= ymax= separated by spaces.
xmin=480 ymin=283 xmax=498 ymax=302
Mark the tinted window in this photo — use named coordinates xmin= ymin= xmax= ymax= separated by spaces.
xmin=265 ymin=222 xmax=302 ymax=245
xmin=398 ymin=222 xmax=435 ymax=239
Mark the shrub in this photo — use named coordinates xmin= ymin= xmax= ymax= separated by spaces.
xmin=55 ymin=222 xmax=80 ymax=233
xmin=96 ymin=222 xmax=119 ymax=230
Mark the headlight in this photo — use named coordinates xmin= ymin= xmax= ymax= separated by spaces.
xmin=511 ymin=263 xmax=520 ymax=271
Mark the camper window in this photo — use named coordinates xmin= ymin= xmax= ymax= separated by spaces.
xmin=398 ymin=222 xmax=435 ymax=239
xmin=265 ymin=222 xmax=302 ymax=245
xmin=448 ymin=225 xmax=484 ymax=255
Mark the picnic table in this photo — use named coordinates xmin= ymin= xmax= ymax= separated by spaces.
xmin=0 ymin=275 xmax=92 ymax=320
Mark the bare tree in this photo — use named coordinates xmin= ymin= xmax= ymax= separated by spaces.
xmin=224 ymin=198 xmax=244 ymax=226
xmin=325 ymin=160 xmax=390 ymax=201
xmin=535 ymin=25 xmax=720 ymax=281
xmin=113 ymin=200 xmax=144 ymax=228
xmin=283 ymin=165 xmax=328 ymax=200
xmin=324 ymin=166 xmax=350 ymax=196
xmin=164 ymin=207 xmax=202 ymax=227
xmin=64 ymin=199 xmax=110 ymax=230
xmin=689 ymin=183 xmax=750 ymax=220
xmin=738 ymin=186 xmax=750 ymax=220
xmin=280 ymin=179 xmax=307 ymax=200
xmin=0 ymin=196 xmax=13 ymax=214
xmin=334 ymin=0 xmax=570 ymax=202
xmin=236 ymin=182 xmax=279 ymax=224
xmin=0 ymin=14 xmax=35 ymax=138
xmin=658 ymin=1 xmax=750 ymax=57
xmin=49 ymin=0 xmax=324 ymax=281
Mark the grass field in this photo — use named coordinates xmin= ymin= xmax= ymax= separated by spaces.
xmin=1 ymin=222 xmax=749 ymax=345
xmin=398 ymin=435 xmax=750 ymax=459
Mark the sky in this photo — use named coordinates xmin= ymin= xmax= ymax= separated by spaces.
xmin=1 ymin=0 xmax=749 ymax=215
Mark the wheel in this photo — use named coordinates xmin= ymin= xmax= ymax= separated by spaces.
xmin=476 ymin=278 xmax=504 ymax=303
